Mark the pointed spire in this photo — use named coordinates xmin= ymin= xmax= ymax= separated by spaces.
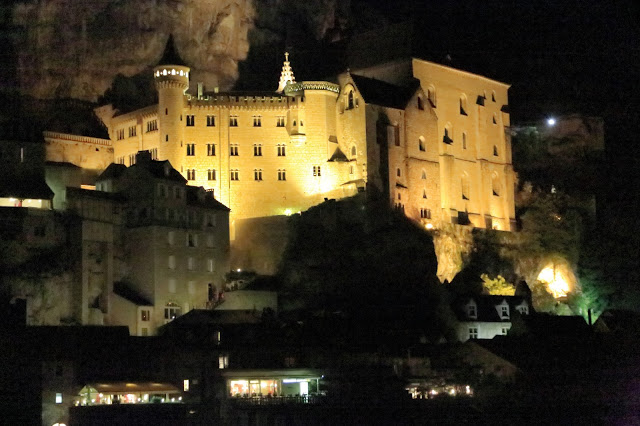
xmin=159 ymin=34 xmax=187 ymax=66
xmin=276 ymin=51 xmax=296 ymax=93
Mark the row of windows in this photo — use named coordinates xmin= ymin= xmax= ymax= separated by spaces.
xmin=418 ymin=86 xmax=497 ymax=111
xmin=168 ymin=256 xmax=215 ymax=272
xmin=157 ymin=184 xmax=185 ymax=199
xmin=190 ymin=169 xmax=291 ymax=181
xmin=147 ymin=120 xmax=158 ymax=132
xmin=184 ymin=115 xmax=288 ymax=128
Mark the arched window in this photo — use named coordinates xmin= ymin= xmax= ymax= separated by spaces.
xmin=351 ymin=145 xmax=357 ymax=158
xmin=460 ymin=94 xmax=468 ymax=115
xmin=418 ymin=136 xmax=426 ymax=152
xmin=493 ymin=145 xmax=498 ymax=156
xmin=421 ymin=170 xmax=427 ymax=180
xmin=348 ymin=91 xmax=354 ymax=109
xmin=427 ymin=85 xmax=436 ymax=107
xmin=423 ymin=189 xmax=427 ymax=199
xmin=443 ymin=124 xmax=453 ymax=144
xmin=492 ymin=172 xmax=501 ymax=196
xmin=461 ymin=173 xmax=470 ymax=200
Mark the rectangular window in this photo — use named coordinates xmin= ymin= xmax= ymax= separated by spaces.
xmin=229 ymin=116 xmax=238 ymax=127
xmin=141 ymin=328 xmax=148 ymax=336
xmin=278 ymin=169 xmax=286 ymax=181
xmin=420 ymin=208 xmax=431 ymax=219
xmin=276 ymin=116 xmax=285 ymax=127
xmin=187 ymin=143 xmax=195 ymax=156
xmin=502 ymin=327 xmax=509 ymax=335
xmin=501 ymin=306 xmax=509 ymax=318
xmin=206 ymin=234 xmax=214 ymax=247
xmin=277 ymin=144 xmax=286 ymax=156
xmin=184 ymin=379 xmax=190 ymax=392
xmin=230 ymin=170 xmax=239 ymax=181
xmin=187 ymin=169 xmax=196 ymax=180
xmin=254 ymin=169 xmax=263 ymax=181
xmin=219 ymin=355 xmax=229 ymax=369
xmin=230 ymin=145 xmax=239 ymax=156
xmin=207 ymin=115 xmax=215 ymax=126
xmin=186 ymin=115 xmax=195 ymax=126
xmin=208 ymin=169 xmax=216 ymax=181
xmin=187 ymin=257 xmax=195 ymax=271
xmin=469 ymin=327 xmax=478 ymax=339
xmin=206 ymin=214 xmax=216 ymax=227
xmin=129 ymin=154 xmax=136 ymax=166
xmin=313 ymin=166 xmax=321 ymax=177
xmin=55 ymin=393 xmax=63 ymax=404
xmin=168 ymin=278 xmax=176 ymax=293
xmin=253 ymin=144 xmax=262 ymax=156
xmin=188 ymin=281 xmax=195 ymax=295
xmin=168 ymin=255 xmax=176 ymax=269
xmin=253 ymin=116 xmax=262 ymax=127
xmin=207 ymin=259 xmax=214 ymax=272
xmin=187 ymin=233 xmax=197 ymax=247
xmin=141 ymin=309 xmax=150 ymax=321
xmin=128 ymin=125 xmax=137 ymax=137
xmin=207 ymin=143 xmax=216 ymax=156
xmin=165 ymin=306 xmax=181 ymax=320
xmin=147 ymin=119 xmax=158 ymax=132
xmin=116 ymin=129 xmax=125 ymax=140
xmin=468 ymin=305 xmax=476 ymax=317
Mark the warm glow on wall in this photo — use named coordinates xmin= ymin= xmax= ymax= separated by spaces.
xmin=537 ymin=264 xmax=571 ymax=298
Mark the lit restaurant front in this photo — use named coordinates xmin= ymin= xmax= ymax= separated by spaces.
xmin=76 ymin=382 xmax=182 ymax=406
xmin=224 ymin=369 xmax=324 ymax=405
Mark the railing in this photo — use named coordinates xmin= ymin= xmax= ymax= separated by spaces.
xmin=229 ymin=395 xmax=326 ymax=407
xmin=43 ymin=131 xmax=112 ymax=146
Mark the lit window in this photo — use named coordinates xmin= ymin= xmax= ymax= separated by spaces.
xmin=218 ymin=355 xmax=229 ymax=369
xmin=468 ymin=327 xmax=478 ymax=339
xmin=186 ymin=115 xmax=195 ymax=126
xmin=55 ymin=393 xmax=63 ymax=404
xmin=254 ymin=169 xmax=263 ymax=181
xmin=229 ymin=116 xmax=238 ymax=127
xmin=254 ymin=144 xmax=262 ymax=156
xmin=207 ymin=144 xmax=216 ymax=156
xmin=141 ymin=309 xmax=150 ymax=321
xmin=207 ymin=115 xmax=215 ymax=126
xmin=184 ymin=380 xmax=190 ymax=392
xmin=278 ymin=169 xmax=286 ymax=181
xmin=164 ymin=304 xmax=181 ymax=320
xmin=187 ymin=143 xmax=195 ymax=156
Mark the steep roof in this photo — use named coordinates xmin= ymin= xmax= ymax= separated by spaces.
xmin=97 ymin=163 xmax=127 ymax=181
xmin=350 ymin=74 xmax=418 ymax=110
xmin=158 ymin=34 xmax=187 ymax=67
xmin=453 ymin=295 xmax=530 ymax=323
xmin=113 ymin=281 xmax=153 ymax=306
xmin=0 ymin=174 xmax=53 ymax=200
xmin=132 ymin=159 xmax=186 ymax=184
xmin=186 ymin=186 xmax=230 ymax=211
xmin=328 ymin=147 xmax=349 ymax=162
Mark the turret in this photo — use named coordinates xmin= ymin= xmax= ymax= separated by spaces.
xmin=154 ymin=35 xmax=189 ymax=170
xmin=276 ymin=52 xmax=296 ymax=93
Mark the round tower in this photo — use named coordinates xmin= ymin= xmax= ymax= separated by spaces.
xmin=154 ymin=35 xmax=189 ymax=170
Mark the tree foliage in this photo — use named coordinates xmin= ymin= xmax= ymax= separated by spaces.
xmin=481 ymin=274 xmax=515 ymax=296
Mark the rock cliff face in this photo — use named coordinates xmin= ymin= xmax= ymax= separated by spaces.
xmin=11 ymin=0 xmax=360 ymax=101
xmin=13 ymin=0 xmax=255 ymax=100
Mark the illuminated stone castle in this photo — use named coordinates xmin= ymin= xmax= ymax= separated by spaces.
xmin=84 ymin=37 xmax=515 ymax=238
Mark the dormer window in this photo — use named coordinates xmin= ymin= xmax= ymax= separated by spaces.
xmin=348 ymin=91 xmax=355 ymax=110
xmin=468 ymin=304 xmax=477 ymax=318
xmin=500 ymin=305 xmax=509 ymax=318
xmin=516 ymin=304 xmax=529 ymax=315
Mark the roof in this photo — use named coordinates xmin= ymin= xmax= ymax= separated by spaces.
xmin=516 ymin=313 xmax=591 ymax=338
xmin=327 ymin=147 xmax=349 ymax=162
xmin=97 ymin=163 xmax=127 ymax=181
xmin=113 ymin=282 xmax=153 ymax=306
xmin=163 ymin=309 xmax=262 ymax=327
xmin=453 ymin=295 xmax=529 ymax=323
xmin=350 ymin=74 xmax=418 ymax=110
xmin=594 ymin=309 xmax=640 ymax=334
xmin=66 ymin=186 xmax=125 ymax=202
xmin=185 ymin=186 xmax=230 ymax=211
xmin=0 ymin=174 xmax=54 ymax=200
xmin=158 ymin=34 xmax=187 ymax=67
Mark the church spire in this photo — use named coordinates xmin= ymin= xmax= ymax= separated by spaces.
xmin=276 ymin=52 xmax=296 ymax=93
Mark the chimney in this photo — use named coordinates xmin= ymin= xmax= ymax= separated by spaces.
xmin=136 ymin=150 xmax=152 ymax=165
